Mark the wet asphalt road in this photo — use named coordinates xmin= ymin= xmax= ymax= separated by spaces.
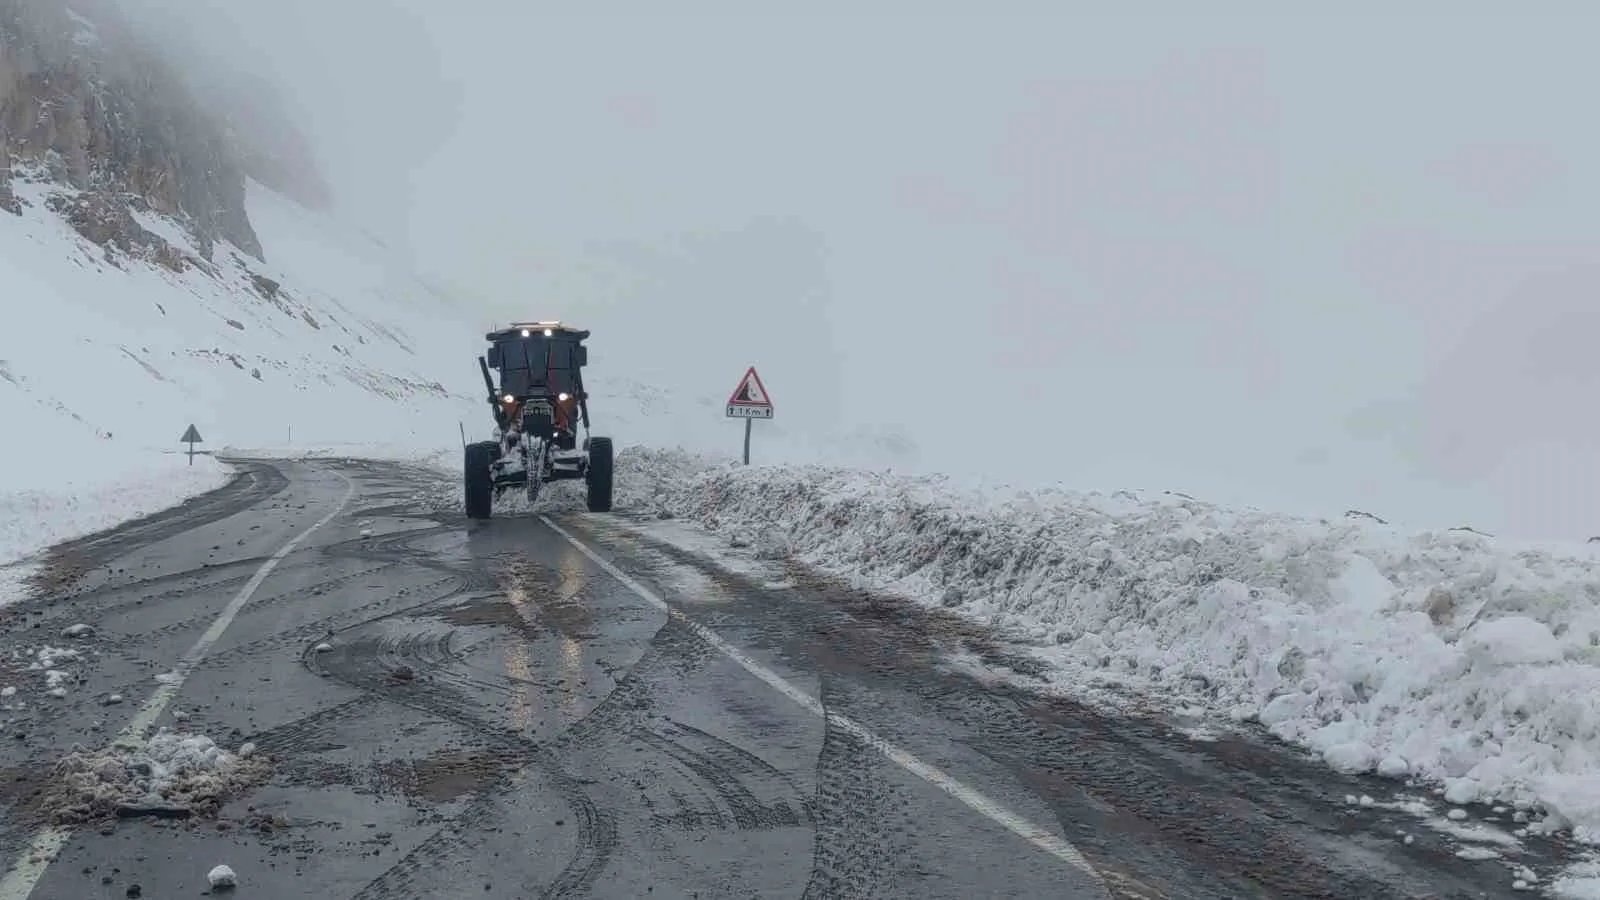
xmin=0 ymin=458 xmax=1573 ymax=899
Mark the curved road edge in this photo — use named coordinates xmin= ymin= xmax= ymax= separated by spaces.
xmin=5 ymin=457 xmax=293 ymax=607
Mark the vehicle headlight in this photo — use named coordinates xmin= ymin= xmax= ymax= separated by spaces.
xmin=558 ymin=393 xmax=570 ymax=402
xmin=502 ymin=394 xmax=514 ymax=404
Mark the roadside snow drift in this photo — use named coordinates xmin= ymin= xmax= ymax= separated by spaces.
xmin=542 ymin=449 xmax=1600 ymax=854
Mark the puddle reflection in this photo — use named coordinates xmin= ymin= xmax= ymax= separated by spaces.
xmin=496 ymin=551 xmax=593 ymax=730
xmin=500 ymin=572 xmax=538 ymax=732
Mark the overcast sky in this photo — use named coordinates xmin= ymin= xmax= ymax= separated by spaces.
xmin=115 ymin=0 xmax=1600 ymax=539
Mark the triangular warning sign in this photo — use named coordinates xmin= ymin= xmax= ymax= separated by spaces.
xmin=727 ymin=367 xmax=772 ymax=407
xmin=180 ymin=424 xmax=203 ymax=443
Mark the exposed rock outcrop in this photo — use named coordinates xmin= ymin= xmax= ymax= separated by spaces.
xmin=0 ymin=0 xmax=305 ymax=261
xmin=44 ymin=191 xmax=189 ymax=271
xmin=0 ymin=134 xmax=15 ymax=214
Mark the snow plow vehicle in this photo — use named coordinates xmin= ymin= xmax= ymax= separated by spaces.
xmin=464 ymin=321 xmax=612 ymax=518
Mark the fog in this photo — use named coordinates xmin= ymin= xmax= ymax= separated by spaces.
xmin=112 ymin=0 xmax=1600 ymax=539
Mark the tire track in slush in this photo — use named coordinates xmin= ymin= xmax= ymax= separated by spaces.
xmin=244 ymin=698 xmax=373 ymax=756
xmin=19 ymin=469 xmax=413 ymax=644
xmin=329 ymin=608 xmax=778 ymax=899
xmin=25 ymin=570 xmax=262 ymax=657
xmin=634 ymin=719 xmax=816 ymax=833
xmin=16 ymin=460 xmax=289 ymax=601
xmin=316 ymin=616 xmax=628 ymax=899
xmin=19 ymin=558 xmax=268 ymax=634
xmin=529 ymin=619 xmax=784 ymax=897
xmin=540 ymin=515 xmax=1108 ymax=893
xmin=334 ymin=696 xmax=618 ymax=900
xmin=192 ymin=514 xmax=588 ymax=900
xmin=120 ymin=559 xmax=397 ymax=649
xmin=346 ymin=775 xmax=532 ymax=900
xmin=800 ymin=680 xmax=913 ymax=900
xmin=194 ymin=573 xmax=466 ymax=670
xmin=348 ymin=638 xmax=684 ymax=898
xmin=301 ymin=617 xmax=524 ymax=718
xmin=289 ymin=491 xmax=892 ymax=898
xmin=322 ymin=524 xmax=462 ymax=568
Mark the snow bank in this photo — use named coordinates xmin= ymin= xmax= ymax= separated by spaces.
xmin=43 ymin=729 xmax=269 ymax=823
xmin=540 ymin=448 xmax=1600 ymax=850
xmin=220 ymin=442 xmax=457 ymax=472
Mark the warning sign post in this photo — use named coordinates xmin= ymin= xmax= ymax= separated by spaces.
xmin=725 ymin=366 xmax=773 ymax=464
xmin=180 ymin=423 xmax=203 ymax=466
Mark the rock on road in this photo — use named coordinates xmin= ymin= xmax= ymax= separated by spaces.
xmin=0 ymin=458 xmax=1567 ymax=899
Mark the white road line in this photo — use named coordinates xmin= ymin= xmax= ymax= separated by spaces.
xmin=0 ymin=470 xmax=355 ymax=900
xmin=538 ymin=515 xmax=1108 ymax=890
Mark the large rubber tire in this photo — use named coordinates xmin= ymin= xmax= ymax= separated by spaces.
xmin=464 ymin=441 xmax=496 ymax=520
xmin=585 ymin=437 xmax=613 ymax=513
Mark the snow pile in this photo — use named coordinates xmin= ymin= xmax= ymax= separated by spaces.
xmin=16 ymin=645 xmax=83 ymax=699
xmin=43 ymin=729 xmax=269 ymax=823
xmin=208 ymin=864 xmax=238 ymax=889
xmin=0 ymin=646 xmax=80 ymax=708
xmin=26 ymin=645 xmax=80 ymax=669
xmin=506 ymin=448 xmax=1600 ymax=848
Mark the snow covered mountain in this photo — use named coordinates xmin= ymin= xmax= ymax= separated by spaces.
xmin=0 ymin=160 xmax=487 ymax=560
xmin=0 ymin=0 xmax=488 ymax=569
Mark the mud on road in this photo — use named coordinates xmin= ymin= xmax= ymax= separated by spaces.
xmin=0 ymin=457 xmax=1576 ymax=899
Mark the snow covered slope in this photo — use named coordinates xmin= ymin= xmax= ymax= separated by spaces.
xmin=0 ymin=163 xmax=482 ymax=582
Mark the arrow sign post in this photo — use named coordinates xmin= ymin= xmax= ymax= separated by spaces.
xmin=180 ymin=423 xmax=203 ymax=466
xmin=725 ymin=366 xmax=773 ymax=465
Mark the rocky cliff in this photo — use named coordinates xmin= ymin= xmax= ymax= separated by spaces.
xmin=0 ymin=0 xmax=323 ymax=263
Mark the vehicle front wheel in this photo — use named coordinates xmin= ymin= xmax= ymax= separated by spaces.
xmin=464 ymin=441 xmax=497 ymax=519
xmin=585 ymin=437 xmax=613 ymax=513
